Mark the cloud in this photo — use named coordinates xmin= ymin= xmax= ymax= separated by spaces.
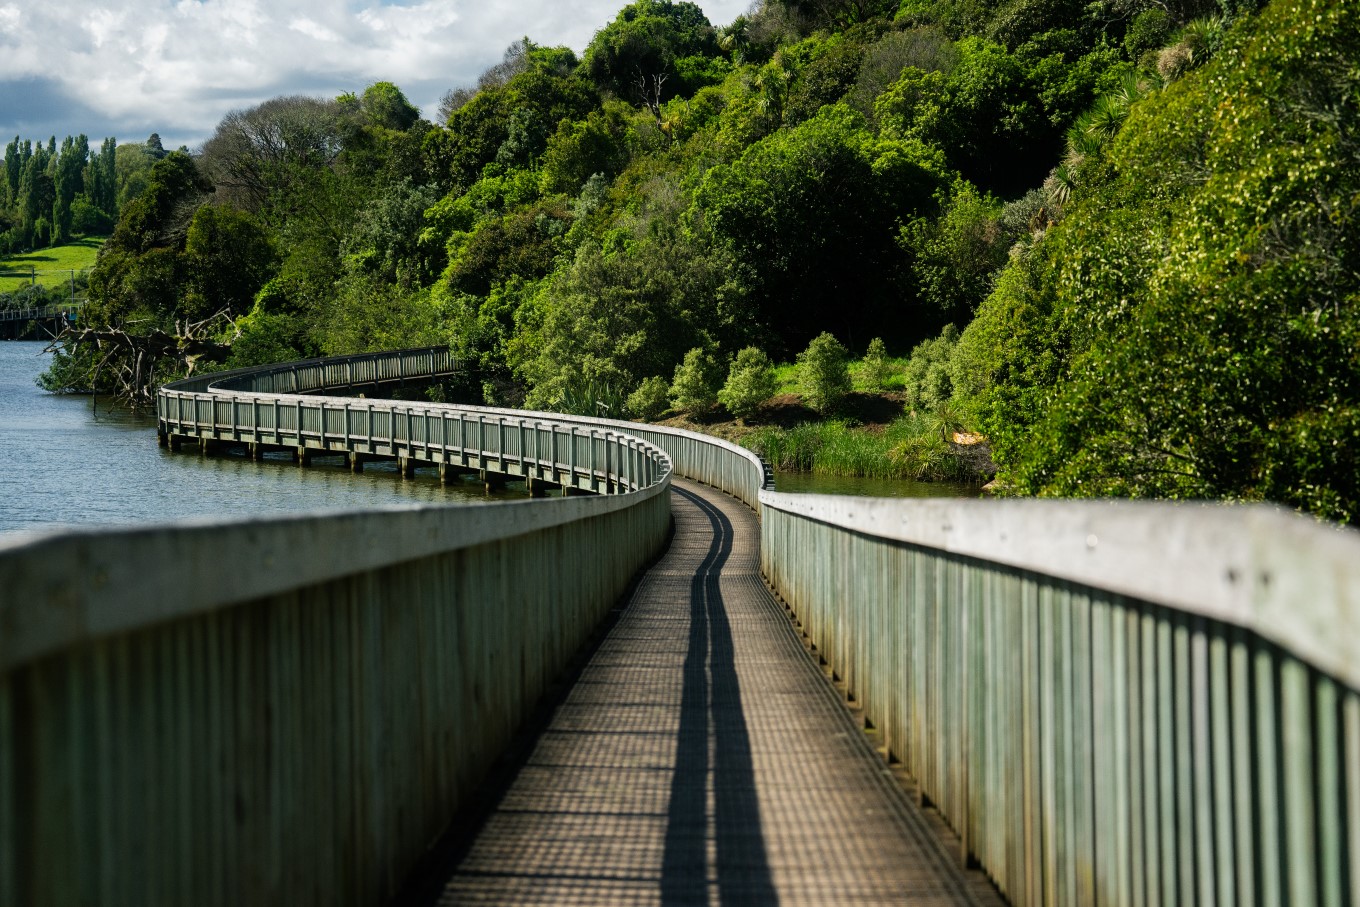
xmin=0 ymin=0 xmax=751 ymax=150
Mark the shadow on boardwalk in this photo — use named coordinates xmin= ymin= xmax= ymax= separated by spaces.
xmin=662 ymin=486 xmax=776 ymax=905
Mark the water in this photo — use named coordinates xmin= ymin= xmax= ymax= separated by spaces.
xmin=0 ymin=342 xmax=516 ymax=534
xmin=772 ymin=470 xmax=981 ymax=499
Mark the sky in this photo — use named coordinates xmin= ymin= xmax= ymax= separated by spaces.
xmin=0 ymin=0 xmax=752 ymax=151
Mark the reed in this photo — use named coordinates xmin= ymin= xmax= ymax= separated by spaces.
xmin=744 ymin=416 xmax=982 ymax=482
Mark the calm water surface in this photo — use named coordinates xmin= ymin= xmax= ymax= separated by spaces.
xmin=0 ymin=341 xmax=514 ymax=534
xmin=773 ymin=470 xmax=981 ymax=499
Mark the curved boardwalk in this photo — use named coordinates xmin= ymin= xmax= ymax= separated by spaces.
xmin=435 ymin=480 xmax=1001 ymax=906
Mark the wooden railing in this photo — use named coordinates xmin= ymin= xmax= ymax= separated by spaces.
xmin=759 ymin=492 xmax=1360 ymax=907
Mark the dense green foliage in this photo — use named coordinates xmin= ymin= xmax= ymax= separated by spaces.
xmin=46 ymin=0 xmax=1359 ymax=520
xmin=0 ymin=134 xmax=163 ymax=254
xmin=953 ymin=0 xmax=1360 ymax=520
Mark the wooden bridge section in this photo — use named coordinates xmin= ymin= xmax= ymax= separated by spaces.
xmin=437 ymin=480 xmax=999 ymax=906
xmin=1 ymin=347 xmax=1356 ymax=906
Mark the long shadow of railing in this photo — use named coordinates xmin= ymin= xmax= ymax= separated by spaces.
xmin=662 ymin=486 xmax=777 ymax=906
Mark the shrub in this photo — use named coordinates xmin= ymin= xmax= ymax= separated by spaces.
xmin=718 ymin=347 xmax=777 ymax=421
xmin=627 ymin=375 xmax=670 ymax=421
xmin=670 ymin=347 xmax=722 ymax=414
xmin=856 ymin=337 xmax=892 ymax=391
xmin=796 ymin=331 xmax=851 ymax=413
xmin=1124 ymin=8 xmax=1172 ymax=59
xmin=902 ymin=324 xmax=959 ymax=414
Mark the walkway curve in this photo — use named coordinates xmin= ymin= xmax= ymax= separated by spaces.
xmin=436 ymin=479 xmax=1001 ymax=906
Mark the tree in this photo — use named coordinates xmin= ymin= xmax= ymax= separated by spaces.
xmin=627 ymin=375 xmax=671 ymax=420
xmin=358 ymin=81 xmax=421 ymax=131
xmin=902 ymin=182 xmax=1010 ymax=324
xmin=198 ymin=96 xmax=347 ymax=212
xmin=876 ymin=38 xmax=1059 ymax=195
xmin=434 ymin=49 xmax=597 ymax=193
xmin=961 ymin=0 xmax=1360 ymax=522
xmin=697 ymin=104 xmax=950 ymax=354
xmin=582 ymin=0 xmax=721 ymax=102
xmin=718 ymin=346 xmax=777 ymax=420
xmin=670 ymin=346 xmax=722 ymax=413
xmin=182 ymin=205 xmax=278 ymax=318
xmin=52 ymin=135 xmax=89 ymax=244
xmin=901 ymin=325 xmax=958 ymax=412
xmin=797 ymin=332 xmax=851 ymax=412
xmin=516 ymin=229 xmax=718 ymax=411
xmin=84 ymin=137 xmax=118 ymax=220
xmin=16 ymin=144 xmax=54 ymax=247
xmin=857 ymin=336 xmax=891 ymax=390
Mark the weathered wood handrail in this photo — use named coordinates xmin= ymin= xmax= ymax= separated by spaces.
xmin=759 ymin=491 xmax=1360 ymax=907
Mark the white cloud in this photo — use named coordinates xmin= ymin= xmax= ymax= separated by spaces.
xmin=0 ymin=5 xmax=24 ymax=35
xmin=289 ymin=17 xmax=344 ymax=43
xmin=0 ymin=0 xmax=752 ymax=148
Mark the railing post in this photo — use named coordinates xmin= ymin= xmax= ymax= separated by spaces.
xmin=589 ymin=430 xmax=597 ymax=492
xmin=604 ymin=433 xmax=612 ymax=495
xmin=567 ymin=427 xmax=576 ymax=490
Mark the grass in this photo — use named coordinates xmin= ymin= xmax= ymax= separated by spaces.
xmin=0 ymin=237 xmax=105 ymax=292
xmin=662 ymin=348 xmax=990 ymax=483
xmin=744 ymin=415 xmax=985 ymax=482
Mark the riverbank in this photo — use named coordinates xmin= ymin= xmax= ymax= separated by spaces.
xmin=655 ymin=391 xmax=995 ymax=485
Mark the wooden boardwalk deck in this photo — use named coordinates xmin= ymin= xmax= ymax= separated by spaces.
xmin=434 ymin=480 xmax=1002 ymax=905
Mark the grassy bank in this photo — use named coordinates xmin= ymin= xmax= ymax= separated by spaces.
xmin=744 ymin=416 xmax=987 ymax=483
xmin=0 ymin=238 xmax=105 ymax=292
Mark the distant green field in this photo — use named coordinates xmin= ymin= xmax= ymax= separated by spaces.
xmin=0 ymin=237 xmax=105 ymax=292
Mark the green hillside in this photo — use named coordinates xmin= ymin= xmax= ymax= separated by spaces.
xmin=0 ymin=238 xmax=104 ymax=292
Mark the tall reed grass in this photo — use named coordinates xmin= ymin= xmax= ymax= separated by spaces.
xmin=744 ymin=417 xmax=983 ymax=482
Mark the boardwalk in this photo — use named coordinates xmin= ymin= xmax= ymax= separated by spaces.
xmin=436 ymin=480 xmax=1000 ymax=906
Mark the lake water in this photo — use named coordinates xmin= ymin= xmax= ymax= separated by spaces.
xmin=0 ymin=341 xmax=513 ymax=534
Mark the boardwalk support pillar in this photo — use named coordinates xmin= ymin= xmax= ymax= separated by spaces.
xmin=439 ymin=463 xmax=470 ymax=485
xmin=297 ymin=446 xmax=312 ymax=466
xmin=349 ymin=452 xmax=364 ymax=473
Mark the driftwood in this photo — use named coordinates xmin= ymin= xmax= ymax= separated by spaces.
xmin=45 ymin=311 xmax=238 ymax=406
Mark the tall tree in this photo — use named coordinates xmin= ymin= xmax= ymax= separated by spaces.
xmin=85 ymin=137 xmax=118 ymax=219
xmin=52 ymin=134 xmax=89 ymax=244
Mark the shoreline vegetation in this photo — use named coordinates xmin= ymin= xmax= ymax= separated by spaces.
xmin=653 ymin=342 xmax=996 ymax=485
